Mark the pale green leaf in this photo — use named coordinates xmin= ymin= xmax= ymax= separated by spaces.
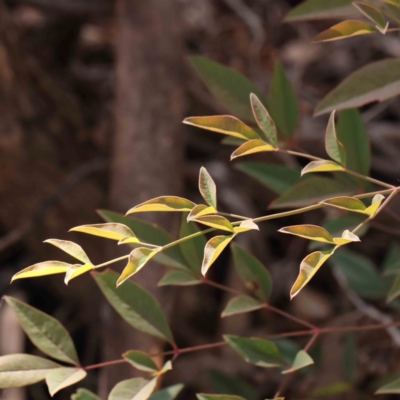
xmin=109 ymin=377 xmax=157 ymax=400
xmin=291 ymin=250 xmax=335 ymax=298
xmin=267 ymin=63 xmax=299 ymax=139
xmin=127 ymin=197 xmax=196 ymax=214
xmin=199 ymin=167 xmax=217 ymax=209
xmin=321 ymin=196 xmax=366 ymax=212
xmin=5 ymin=296 xmax=79 ymax=365
xmin=152 ymin=361 xmax=172 ymax=377
xmin=0 ymin=354 xmax=60 ymax=388
xmin=93 ymin=270 xmax=174 ymax=343
xmin=184 ymin=116 xmax=259 ymax=141
xmin=250 ymin=93 xmax=278 ymax=146
xmin=233 ymin=220 xmax=259 ymax=233
xmin=353 ymin=2 xmax=387 ymax=30
xmin=221 ymin=295 xmax=264 ymax=318
xmin=376 ymin=378 xmax=400 ymax=394
xmin=44 ymin=239 xmax=91 ymax=265
xmin=314 ymin=20 xmax=378 ymax=42
xmin=192 ymin=215 xmax=234 ymax=232
xmin=65 ymin=264 xmax=93 ymax=285
xmin=70 ymin=223 xmax=138 ymax=243
xmin=281 ymin=351 xmax=314 ymax=374
xmin=224 ymin=335 xmax=286 ymax=368
xmin=158 ymin=270 xmax=201 ymax=287
xmin=231 ymin=243 xmax=272 ymax=301
xmin=279 ymin=224 xmax=335 ymax=243
xmin=117 ymin=248 xmax=159 ymax=286
xmin=148 ymin=384 xmax=184 ymax=400
xmin=11 ymin=261 xmax=71 ymax=282
xmin=301 ymin=160 xmax=344 ymax=175
xmin=71 ymin=388 xmax=101 ymax=400
xmin=46 ymin=368 xmax=86 ymax=396
xmin=123 ymin=351 xmax=158 ymax=373
xmin=189 ymin=56 xmax=268 ymax=122
xmin=202 ymin=235 xmax=235 ymax=276
xmin=197 ymin=395 xmax=245 ymax=400
xmin=235 ymin=163 xmax=301 ymax=194
xmin=187 ymin=205 xmax=217 ymax=221
xmin=386 ymin=273 xmax=400 ymax=303
xmin=315 ymin=59 xmax=400 ymax=116
xmin=325 ymin=111 xmax=346 ymax=166
xmin=230 ymin=140 xmax=276 ymax=160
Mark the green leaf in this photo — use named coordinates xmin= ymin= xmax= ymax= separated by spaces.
xmin=98 ymin=210 xmax=187 ymax=270
xmin=189 ymin=56 xmax=267 ymax=122
xmin=117 ymin=248 xmax=159 ymax=286
xmin=187 ymin=205 xmax=217 ymax=221
xmin=193 ymin=215 xmax=234 ymax=232
xmin=70 ymin=223 xmax=139 ymax=243
xmin=376 ymin=378 xmax=400 ymax=394
xmin=353 ymin=2 xmax=387 ymax=31
xmin=313 ymin=20 xmax=378 ymax=42
xmin=250 ymin=93 xmax=278 ymax=146
xmin=65 ymin=264 xmax=93 ymax=285
xmin=224 ymin=335 xmax=285 ymax=368
xmin=315 ymin=59 xmax=400 ymax=116
xmin=221 ymin=295 xmax=264 ymax=318
xmin=0 ymin=354 xmax=60 ymax=388
xmin=199 ymin=167 xmax=217 ymax=209
xmin=127 ymin=197 xmax=196 ymax=214
xmin=4 ymin=296 xmax=79 ymax=366
xmin=44 ymin=239 xmax=91 ymax=265
xmin=230 ymin=140 xmax=276 ymax=160
xmin=202 ymin=235 xmax=235 ymax=276
xmin=158 ymin=270 xmax=201 ymax=287
xmin=281 ymin=351 xmax=314 ymax=374
xmin=382 ymin=2 xmax=400 ymax=24
xmin=72 ymin=388 xmax=101 ymax=400
xmin=285 ymin=0 xmax=355 ymax=22
xmin=337 ymin=109 xmax=370 ymax=176
xmin=109 ymin=377 xmax=157 ymax=400
xmin=322 ymin=194 xmax=384 ymax=216
xmin=270 ymin=177 xmax=353 ymax=209
xmin=279 ymin=225 xmax=335 ymax=244
xmin=235 ymin=163 xmax=301 ymax=194
xmin=184 ymin=116 xmax=259 ymax=141
xmin=209 ymin=370 xmax=258 ymax=400
xmin=231 ymin=243 xmax=272 ymax=301
xmin=386 ymin=273 xmax=400 ymax=303
xmin=148 ymin=384 xmax=184 ymax=400
xmin=267 ymin=63 xmax=299 ymax=139
xmin=291 ymin=250 xmax=335 ymax=298
xmin=383 ymin=244 xmax=400 ymax=276
xmin=11 ymin=261 xmax=71 ymax=282
xmin=325 ymin=111 xmax=346 ymax=166
xmin=123 ymin=351 xmax=159 ymax=373
xmin=301 ymin=160 xmax=344 ymax=175
xmin=71 ymin=388 xmax=101 ymax=400
xmin=93 ymin=270 xmax=174 ymax=343
xmin=46 ymin=368 xmax=86 ymax=396
xmin=197 ymin=395 xmax=245 ymax=400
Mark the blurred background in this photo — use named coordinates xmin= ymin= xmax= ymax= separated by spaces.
xmin=2 ymin=0 xmax=400 ymax=399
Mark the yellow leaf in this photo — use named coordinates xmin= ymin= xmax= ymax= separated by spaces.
xmin=202 ymin=235 xmax=235 ymax=276
xmin=64 ymin=264 xmax=93 ymax=285
xmin=231 ymin=139 xmax=276 ymax=160
xmin=127 ymin=196 xmax=196 ymax=214
xmin=44 ymin=239 xmax=91 ymax=264
xmin=233 ymin=220 xmax=260 ymax=233
xmin=187 ymin=204 xmax=217 ymax=221
xmin=333 ymin=230 xmax=360 ymax=245
xmin=192 ymin=215 xmax=234 ymax=232
xmin=279 ymin=225 xmax=334 ymax=244
xmin=70 ymin=223 xmax=138 ymax=242
xmin=301 ymin=160 xmax=345 ymax=175
xmin=321 ymin=196 xmax=366 ymax=213
xmin=11 ymin=261 xmax=71 ymax=282
xmin=151 ymin=361 xmax=172 ymax=377
xmin=364 ymin=194 xmax=385 ymax=216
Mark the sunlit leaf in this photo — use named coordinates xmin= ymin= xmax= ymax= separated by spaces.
xmin=192 ymin=215 xmax=234 ymax=232
xmin=301 ymin=160 xmax=344 ymax=175
xmin=291 ymin=250 xmax=335 ymax=298
xmin=314 ymin=20 xmax=378 ymax=42
xmin=233 ymin=220 xmax=259 ymax=233
xmin=322 ymin=194 xmax=384 ymax=215
xmin=285 ymin=0 xmax=355 ymax=22
xmin=70 ymin=223 xmax=138 ymax=243
xmin=315 ymin=59 xmax=400 ymax=116
xmin=376 ymin=377 xmax=400 ymax=394
xmin=209 ymin=370 xmax=258 ymax=400
xmin=117 ymin=248 xmax=160 ymax=286
xmin=268 ymin=63 xmax=299 ymax=139
xmin=325 ymin=111 xmax=346 ymax=166
xmin=281 ymin=351 xmax=314 ymax=374
xmin=221 ymin=295 xmax=264 ymax=318
xmin=250 ymin=93 xmax=278 ymax=146
xmin=386 ymin=273 xmax=400 ymax=303
xmin=189 ymin=56 xmax=268 ymax=122
xmin=148 ymin=384 xmax=184 ymax=400
xmin=230 ymin=140 xmax=276 ymax=160
xmin=11 ymin=261 xmax=71 ymax=282
xmin=0 ymin=354 xmax=60 ymax=388
xmin=127 ymin=197 xmax=196 ymax=214
xmin=71 ymin=388 xmax=101 ymax=400
xmin=353 ymin=2 xmax=387 ymax=31
xmin=187 ymin=205 xmax=217 ymax=221
xmin=383 ymin=244 xmax=400 ymax=276
xmin=231 ymin=243 xmax=272 ymax=301
xmin=44 ymin=239 xmax=91 ymax=265
xmin=202 ymin=235 xmax=235 ymax=276
xmin=184 ymin=116 xmax=259 ymax=141
xmin=364 ymin=194 xmax=385 ymax=215
xmin=199 ymin=167 xmax=218 ymax=209
xmin=109 ymin=377 xmax=157 ymax=400
xmin=333 ymin=230 xmax=360 ymax=245
xmin=197 ymin=395 xmax=245 ymax=400
xmin=65 ymin=264 xmax=93 ymax=285
xmin=94 ymin=270 xmax=174 ymax=343
xmin=158 ymin=270 xmax=201 ymax=287
xmin=4 ymin=297 xmax=79 ymax=365
xmin=224 ymin=335 xmax=285 ymax=368
xmin=123 ymin=351 xmax=159 ymax=373
xmin=235 ymin=163 xmax=301 ymax=194
xmin=45 ymin=368 xmax=86 ymax=396
xmin=279 ymin=224 xmax=335 ymax=244
xmin=151 ymin=361 xmax=172 ymax=377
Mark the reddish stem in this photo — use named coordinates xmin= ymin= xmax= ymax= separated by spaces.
xmin=202 ymin=278 xmax=243 ymax=296
xmin=266 ymin=304 xmax=317 ymax=330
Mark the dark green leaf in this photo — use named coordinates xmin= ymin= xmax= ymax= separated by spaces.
xmin=383 ymin=243 xmax=400 ymax=276
xmin=148 ymin=384 xmax=184 ymax=400
xmin=158 ymin=270 xmax=201 ymax=287
xmin=71 ymin=388 xmax=101 ymax=400
xmin=325 ymin=111 xmax=346 ymax=166
xmin=387 ymin=273 xmax=400 ymax=303
xmin=285 ymin=0 xmax=355 ymax=21
xmin=221 ymin=295 xmax=264 ymax=318
xmin=209 ymin=370 xmax=258 ymax=400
